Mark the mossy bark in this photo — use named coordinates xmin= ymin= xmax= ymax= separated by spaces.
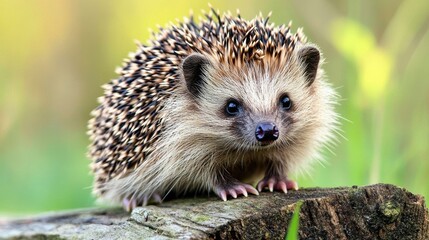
xmin=1 ymin=184 xmax=428 ymax=239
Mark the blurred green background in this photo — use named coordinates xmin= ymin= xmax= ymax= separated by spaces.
xmin=0 ymin=0 xmax=428 ymax=215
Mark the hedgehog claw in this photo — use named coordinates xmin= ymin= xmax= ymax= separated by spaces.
xmin=257 ymin=176 xmax=298 ymax=193
xmin=122 ymin=198 xmax=137 ymax=212
xmin=214 ymin=182 xmax=259 ymax=201
xmin=122 ymin=193 xmax=163 ymax=212
xmin=152 ymin=193 xmax=163 ymax=203
xmin=228 ymin=189 xmax=238 ymax=199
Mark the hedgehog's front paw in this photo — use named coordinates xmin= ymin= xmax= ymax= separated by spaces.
xmin=257 ymin=176 xmax=298 ymax=193
xmin=214 ymin=182 xmax=259 ymax=201
xmin=122 ymin=193 xmax=162 ymax=212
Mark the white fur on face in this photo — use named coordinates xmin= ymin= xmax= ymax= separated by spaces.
xmin=192 ymin=47 xmax=328 ymax=150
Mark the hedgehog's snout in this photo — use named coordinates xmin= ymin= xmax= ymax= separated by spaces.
xmin=255 ymin=122 xmax=279 ymax=145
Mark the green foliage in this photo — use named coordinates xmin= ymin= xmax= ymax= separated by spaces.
xmin=0 ymin=0 xmax=428 ymax=214
xmin=285 ymin=201 xmax=303 ymax=240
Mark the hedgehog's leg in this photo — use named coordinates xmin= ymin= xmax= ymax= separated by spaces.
xmin=257 ymin=176 xmax=298 ymax=193
xmin=213 ymin=176 xmax=259 ymax=201
xmin=256 ymin=162 xmax=298 ymax=193
xmin=122 ymin=192 xmax=162 ymax=212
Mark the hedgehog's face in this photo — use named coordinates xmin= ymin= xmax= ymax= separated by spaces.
xmin=181 ymin=46 xmax=321 ymax=151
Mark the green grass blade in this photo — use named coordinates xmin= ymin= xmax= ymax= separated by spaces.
xmin=285 ymin=201 xmax=303 ymax=240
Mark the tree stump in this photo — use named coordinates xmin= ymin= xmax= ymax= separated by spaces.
xmin=1 ymin=184 xmax=428 ymax=239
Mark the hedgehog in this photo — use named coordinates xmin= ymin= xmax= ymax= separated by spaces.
xmin=88 ymin=8 xmax=339 ymax=211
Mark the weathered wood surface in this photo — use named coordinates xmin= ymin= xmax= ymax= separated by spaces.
xmin=1 ymin=184 xmax=428 ymax=239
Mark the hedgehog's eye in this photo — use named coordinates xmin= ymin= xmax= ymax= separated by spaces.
xmin=225 ymin=99 xmax=241 ymax=116
xmin=280 ymin=95 xmax=292 ymax=110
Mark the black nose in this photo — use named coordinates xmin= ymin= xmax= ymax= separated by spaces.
xmin=255 ymin=122 xmax=279 ymax=143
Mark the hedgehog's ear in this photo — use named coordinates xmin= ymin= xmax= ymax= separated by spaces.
xmin=297 ymin=46 xmax=320 ymax=86
xmin=182 ymin=53 xmax=211 ymax=97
